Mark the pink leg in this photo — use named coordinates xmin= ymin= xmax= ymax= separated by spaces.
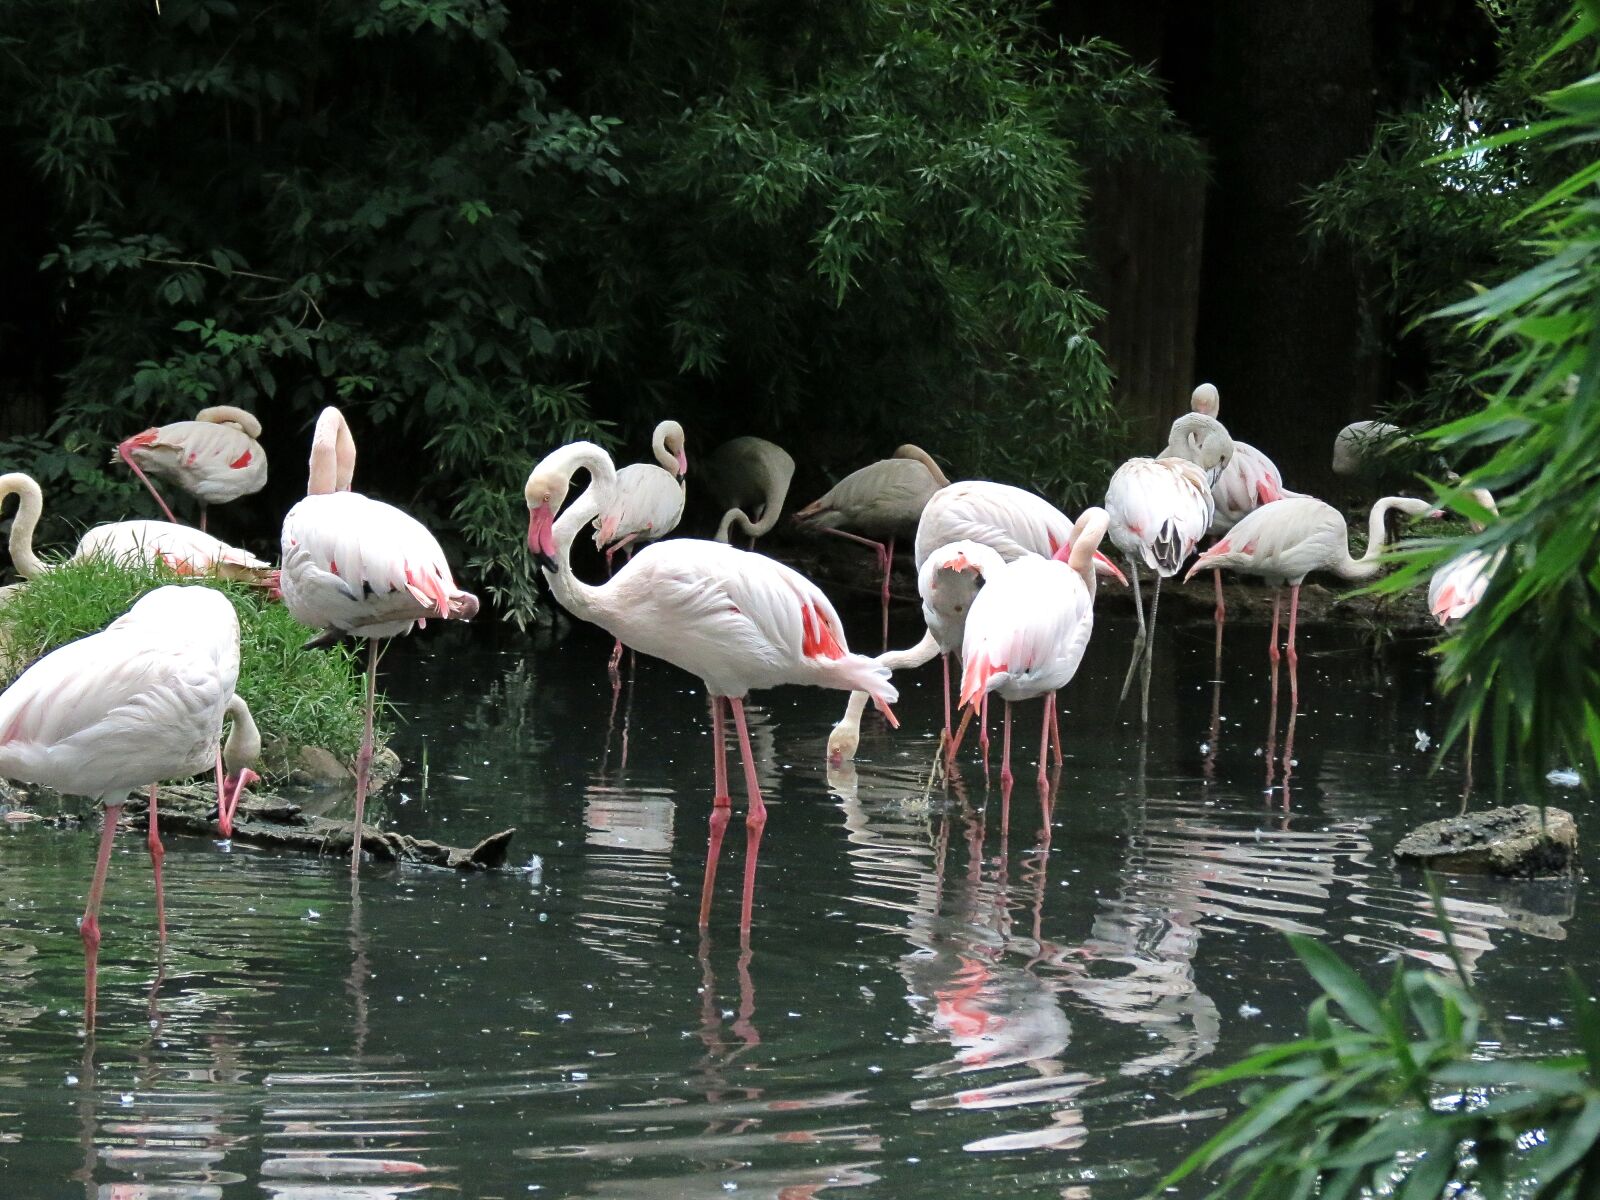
xmin=1268 ymin=588 xmax=1282 ymax=665
xmin=82 ymin=804 xmax=121 ymax=1032
xmin=728 ymin=698 xmax=766 ymax=933
xmin=1049 ymin=692 xmax=1063 ymax=768
xmin=350 ymin=638 xmax=379 ymax=876
xmin=1286 ymin=583 xmax=1301 ymax=716
xmin=698 ymin=696 xmax=732 ymax=927
xmin=1037 ymin=697 xmax=1052 ymax=794
xmin=1000 ymin=700 xmax=1014 ymax=790
xmin=1213 ymin=568 xmax=1225 ymax=625
xmin=214 ymin=747 xmax=229 ymax=837
xmin=880 ymin=536 xmax=894 ymax=648
xmin=199 ymin=504 xmax=208 ymax=533
xmin=118 ymin=444 xmax=179 ymax=523
xmin=942 ymin=654 xmax=953 ymax=745
xmin=147 ymin=783 xmax=166 ymax=943
xmin=979 ymin=693 xmax=991 ymax=773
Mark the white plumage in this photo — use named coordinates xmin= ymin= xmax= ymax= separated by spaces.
xmin=915 ymin=480 xmax=1074 ymax=568
xmin=1106 ymin=458 xmax=1214 ymax=576
xmin=1429 ymin=550 xmax=1495 ymax=626
xmin=795 ymin=445 xmax=949 ymax=541
xmin=702 ymin=436 xmax=796 ymax=545
xmin=118 ymin=406 xmax=268 ymax=526
xmin=592 ymin=419 xmax=688 ymax=559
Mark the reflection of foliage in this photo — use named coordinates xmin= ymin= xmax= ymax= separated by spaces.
xmin=1307 ymin=0 xmax=1582 ymax=430
xmin=0 ymin=557 xmax=376 ymax=773
xmin=458 ymin=659 xmax=546 ymax=756
xmin=1161 ymin=933 xmax=1600 ymax=1198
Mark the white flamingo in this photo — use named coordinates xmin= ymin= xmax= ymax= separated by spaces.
xmin=959 ymin=507 xmax=1114 ymax=798
xmin=1185 ymin=385 xmax=1291 ymax=624
xmin=524 ymin=441 xmax=895 ymax=929
xmin=0 ymin=585 xmax=259 ymax=1029
xmin=793 ymin=444 xmax=951 ymax=644
xmin=1105 ymin=457 xmax=1216 ymax=723
xmin=117 ymin=406 xmax=268 ymax=530
xmin=827 ymin=539 xmax=1007 ymax=764
xmin=0 ymin=473 xmax=274 ymax=587
xmin=1332 ymin=420 xmax=1407 ymax=477
xmin=702 ymin=436 xmax=796 ymax=546
xmin=279 ymin=408 xmax=479 ymax=872
xmin=1186 ymin=494 xmax=1436 ymax=711
xmin=1428 ymin=488 xmax=1500 ymax=802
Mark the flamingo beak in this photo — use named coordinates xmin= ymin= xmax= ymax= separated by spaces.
xmin=676 ymin=449 xmax=689 ymax=479
xmin=113 ymin=428 xmax=158 ymax=466
xmin=1094 ymin=552 xmax=1128 ymax=586
xmin=527 ymin=504 xmax=558 ymax=571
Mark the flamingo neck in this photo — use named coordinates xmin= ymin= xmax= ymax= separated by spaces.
xmin=0 ymin=473 xmax=49 ymax=580
xmin=223 ymin=694 xmax=262 ymax=771
xmin=896 ymin=444 xmax=950 ymax=488
xmin=1338 ymin=495 xmax=1427 ymax=579
xmin=651 ymin=421 xmax=686 ymax=477
xmin=307 ymin=407 xmax=356 ymax=495
xmin=546 ymin=443 xmax=619 ymax=619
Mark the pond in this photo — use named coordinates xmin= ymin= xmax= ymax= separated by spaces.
xmin=0 ymin=598 xmax=1589 ymax=1198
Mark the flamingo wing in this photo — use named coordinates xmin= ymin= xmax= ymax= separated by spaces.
xmin=960 ymin=558 xmax=1091 ymax=706
xmin=915 ymin=482 xmax=1072 ymax=567
xmin=1106 ymin=459 xmax=1213 ymax=576
xmin=593 ymin=463 xmax=685 ymax=549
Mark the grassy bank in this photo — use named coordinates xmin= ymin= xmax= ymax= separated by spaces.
xmin=0 ymin=557 xmax=379 ymax=777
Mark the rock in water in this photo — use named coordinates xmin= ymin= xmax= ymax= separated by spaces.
xmin=1394 ymin=804 xmax=1579 ymax=877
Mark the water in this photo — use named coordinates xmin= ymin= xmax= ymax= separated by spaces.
xmin=0 ymin=601 xmax=1588 ymax=1198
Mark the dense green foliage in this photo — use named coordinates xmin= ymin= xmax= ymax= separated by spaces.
xmin=0 ymin=557 xmax=375 ymax=772
xmin=0 ymin=0 xmax=1196 ymax=623
xmin=1159 ymin=934 xmax=1600 ymax=1198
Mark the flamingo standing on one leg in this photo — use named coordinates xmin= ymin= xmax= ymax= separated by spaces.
xmin=1185 ymin=494 xmax=1437 ymax=717
xmin=1105 ymin=457 xmax=1216 ymax=724
xmin=958 ymin=507 xmax=1115 ymax=821
xmin=279 ymin=408 xmax=479 ymax=874
xmin=592 ymin=420 xmax=690 ymax=679
xmin=827 ymin=539 xmax=1006 ymax=764
xmin=702 ymin=437 xmax=796 ymax=548
xmin=524 ymin=441 xmax=896 ymax=931
xmin=116 ymin=407 xmax=268 ymax=531
xmin=0 ymin=585 xmax=259 ymax=1030
xmin=793 ymin=445 xmax=950 ymax=647
xmin=1182 ymin=386 xmax=1292 ymax=631
xmin=1427 ymin=488 xmax=1500 ymax=806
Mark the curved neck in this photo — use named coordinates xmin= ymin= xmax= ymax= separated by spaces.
xmin=223 ymin=694 xmax=261 ymax=771
xmin=0 ymin=473 xmax=49 ymax=579
xmin=1340 ymin=496 xmax=1426 ymax=579
xmin=546 ymin=444 xmax=619 ymax=618
xmin=308 ymin=407 xmax=356 ymax=495
xmin=897 ymin=445 xmax=950 ymax=488
xmin=197 ymin=405 xmax=262 ymax=438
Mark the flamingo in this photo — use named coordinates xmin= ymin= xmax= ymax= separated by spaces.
xmin=827 ymin=539 xmax=1007 ymax=764
xmin=1105 ymin=457 xmax=1216 ymax=724
xmin=279 ymin=407 xmax=479 ymax=873
xmin=0 ymin=473 xmax=275 ymax=587
xmin=524 ymin=441 xmax=896 ymax=929
xmin=793 ymin=444 xmax=951 ymax=645
xmin=1428 ymin=488 xmax=1500 ymax=803
xmin=702 ymin=436 xmax=796 ymax=547
xmin=1185 ymin=493 xmax=1436 ymax=712
xmin=1184 ymin=385 xmax=1291 ymax=625
xmin=117 ymin=407 xmax=268 ymax=531
xmin=1332 ymin=420 xmax=1407 ymax=477
xmin=592 ymin=420 xmax=689 ymax=678
xmin=959 ymin=507 xmax=1114 ymax=801
xmin=0 ymin=585 xmax=259 ymax=1029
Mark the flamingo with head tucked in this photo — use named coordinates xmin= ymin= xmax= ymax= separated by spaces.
xmin=279 ymin=408 xmax=479 ymax=873
xmin=1427 ymin=488 xmax=1500 ymax=804
xmin=794 ymin=444 xmax=950 ymax=645
xmin=0 ymin=585 xmax=259 ymax=1029
xmin=702 ymin=437 xmax=796 ymax=547
xmin=117 ymin=407 xmax=268 ymax=531
xmin=524 ymin=441 xmax=896 ymax=930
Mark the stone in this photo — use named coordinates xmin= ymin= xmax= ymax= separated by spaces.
xmin=1394 ymin=804 xmax=1579 ymax=878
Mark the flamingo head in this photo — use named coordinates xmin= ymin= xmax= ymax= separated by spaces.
xmin=524 ymin=469 xmax=569 ymax=571
xmin=826 ymin=720 xmax=859 ymax=766
xmin=653 ymin=420 xmax=689 ymax=480
xmin=1164 ymin=413 xmax=1235 ymax=480
xmin=215 ymin=768 xmax=260 ymax=838
xmin=1190 ymin=382 xmax=1220 ymax=418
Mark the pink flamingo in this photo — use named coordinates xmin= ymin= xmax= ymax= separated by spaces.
xmin=1428 ymin=488 xmax=1499 ymax=803
xmin=703 ymin=437 xmax=795 ymax=547
xmin=1184 ymin=384 xmax=1292 ymax=626
xmin=0 ymin=585 xmax=259 ymax=1029
xmin=1105 ymin=456 xmax=1216 ymax=723
xmin=592 ymin=420 xmax=690 ymax=678
xmin=279 ymin=408 xmax=479 ymax=873
xmin=117 ymin=407 xmax=268 ymax=531
xmin=793 ymin=444 xmax=951 ymax=646
xmin=1185 ymin=494 xmax=1436 ymax=713
xmin=524 ymin=441 xmax=896 ymax=930
xmin=1 ymin=472 xmax=276 ymax=588
xmin=959 ymin=507 xmax=1114 ymax=803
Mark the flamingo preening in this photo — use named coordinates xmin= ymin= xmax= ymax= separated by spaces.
xmin=117 ymin=407 xmax=268 ymax=531
xmin=0 ymin=472 xmax=275 ymax=587
xmin=1332 ymin=419 xmax=1407 ymax=478
xmin=1105 ymin=457 xmax=1216 ymax=724
xmin=959 ymin=507 xmax=1114 ymax=804
xmin=1428 ymin=488 xmax=1500 ymax=805
xmin=0 ymin=585 xmax=259 ymax=1030
xmin=793 ymin=444 xmax=950 ymax=646
xmin=592 ymin=420 xmax=689 ymax=678
xmin=1186 ymin=494 xmax=1437 ymax=712
xmin=279 ymin=408 xmax=479 ymax=873
xmin=524 ymin=441 xmax=896 ymax=930
xmin=703 ymin=436 xmax=796 ymax=547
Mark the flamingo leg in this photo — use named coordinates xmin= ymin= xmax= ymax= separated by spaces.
xmin=979 ymin=692 xmax=991 ymax=773
xmin=350 ymin=637 xmax=379 ymax=877
xmin=1140 ymin=575 xmax=1163 ymax=726
xmin=1213 ymin=568 xmax=1226 ymax=678
xmin=1460 ymin=710 xmax=1478 ymax=815
xmin=146 ymin=783 xmax=166 ymax=943
xmin=728 ymin=698 xmax=766 ymax=933
xmin=1268 ymin=588 xmax=1282 ymax=665
xmin=1037 ymin=696 xmax=1052 ymax=795
xmin=199 ymin=503 xmax=208 ymax=533
xmin=1118 ymin=562 xmax=1145 ymax=705
xmin=941 ymin=653 xmax=952 ymax=746
xmin=1285 ymin=582 xmax=1301 ymax=717
xmin=214 ymin=746 xmax=229 ymax=838
xmin=999 ymin=701 xmax=1014 ymax=842
xmin=118 ymin=444 xmax=179 ymax=524
xmin=82 ymin=804 xmax=122 ymax=1032
xmin=698 ymin=695 xmax=732 ymax=927
xmin=1049 ymin=691 xmax=1063 ymax=768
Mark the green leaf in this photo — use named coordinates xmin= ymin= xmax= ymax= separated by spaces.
xmin=1289 ymin=936 xmax=1385 ymax=1035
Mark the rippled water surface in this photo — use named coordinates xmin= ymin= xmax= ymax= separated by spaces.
xmin=0 ymin=599 xmax=1590 ymax=1198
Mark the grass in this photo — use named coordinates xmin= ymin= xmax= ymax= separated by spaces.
xmin=0 ymin=556 xmax=380 ymax=776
